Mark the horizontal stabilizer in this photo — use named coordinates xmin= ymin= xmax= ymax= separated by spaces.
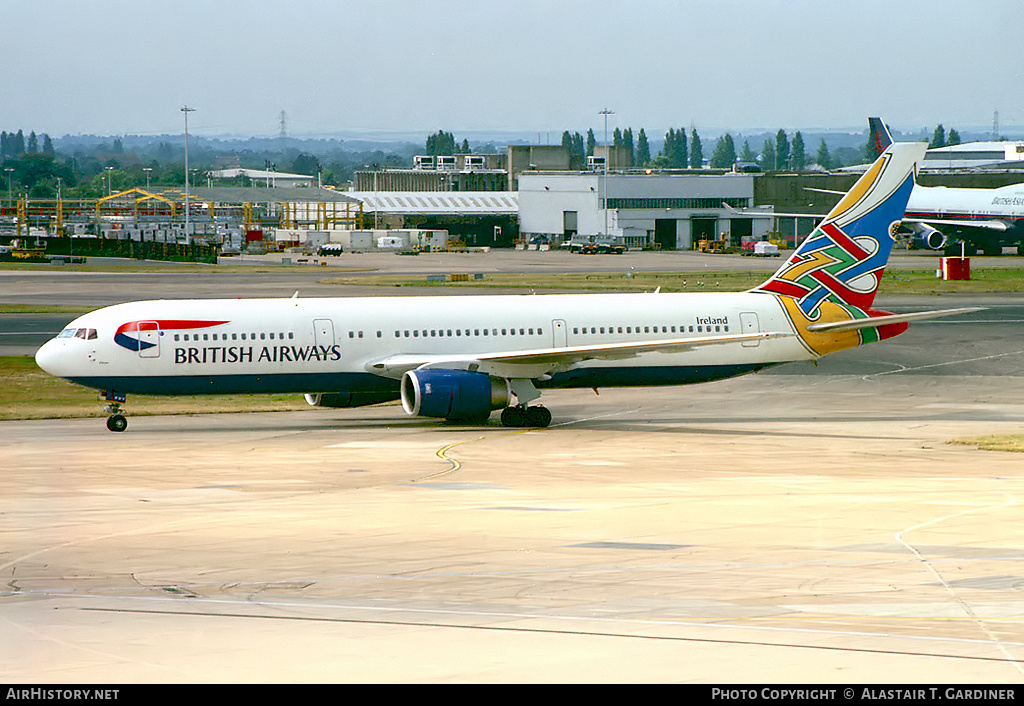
xmin=805 ymin=307 xmax=983 ymax=333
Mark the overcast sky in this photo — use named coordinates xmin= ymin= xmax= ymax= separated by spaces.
xmin=5 ymin=0 xmax=1022 ymax=139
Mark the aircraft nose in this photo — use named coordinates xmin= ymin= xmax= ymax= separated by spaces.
xmin=35 ymin=339 xmax=67 ymax=377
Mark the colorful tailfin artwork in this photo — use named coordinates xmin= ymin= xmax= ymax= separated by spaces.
xmin=752 ymin=141 xmax=927 ymax=356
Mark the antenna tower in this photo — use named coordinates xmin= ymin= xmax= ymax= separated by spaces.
xmin=993 ymin=109 xmax=999 ymax=140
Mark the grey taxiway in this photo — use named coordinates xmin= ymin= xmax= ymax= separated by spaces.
xmin=2 ymin=250 xmax=1024 ymax=682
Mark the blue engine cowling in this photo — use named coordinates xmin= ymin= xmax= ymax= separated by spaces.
xmin=401 ymin=369 xmax=510 ymax=420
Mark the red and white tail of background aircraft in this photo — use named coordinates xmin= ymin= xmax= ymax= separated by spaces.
xmin=36 ymin=142 xmax=978 ymax=432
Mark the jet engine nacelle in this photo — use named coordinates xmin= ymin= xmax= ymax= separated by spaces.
xmin=911 ymin=223 xmax=947 ymax=250
xmin=401 ymin=369 xmax=510 ymax=421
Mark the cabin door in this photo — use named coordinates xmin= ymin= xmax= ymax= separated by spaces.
xmin=314 ymin=319 xmax=335 ymax=348
xmin=739 ymin=312 xmax=760 ymax=347
xmin=552 ymin=319 xmax=568 ymax=347
xmin=137 ymin=321 xmax=160 ymax=358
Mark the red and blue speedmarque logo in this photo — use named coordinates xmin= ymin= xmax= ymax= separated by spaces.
xmin=114 ymin=320 xmax=229 ymax=351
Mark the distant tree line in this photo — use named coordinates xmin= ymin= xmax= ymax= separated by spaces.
xmin=0 ymin=120 xmax=980 ymax=204
xmin=424 ymin=130 xmax=470 ymax=156
xmin=0 ymin=127 xmax=420 ymax=201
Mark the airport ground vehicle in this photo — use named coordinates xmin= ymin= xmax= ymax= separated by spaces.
xmin=568 ymin=234 xmax=626 ymax=254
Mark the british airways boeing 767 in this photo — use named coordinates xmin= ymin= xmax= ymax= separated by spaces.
xmin=35 ymin=142 xmax=975 ymax=432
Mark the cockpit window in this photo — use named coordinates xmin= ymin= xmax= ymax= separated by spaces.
xmin=58 ymin=328 xmax=97 ymax=340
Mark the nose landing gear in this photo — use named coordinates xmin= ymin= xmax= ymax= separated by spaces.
xmin=102 ymin=391 xmax=128 ymax=432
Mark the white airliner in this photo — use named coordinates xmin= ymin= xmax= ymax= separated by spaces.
xmin=36 ymin=142 xmax=977 ymax=432
xmin=867 ymin=118 xmax=1024 ymax=255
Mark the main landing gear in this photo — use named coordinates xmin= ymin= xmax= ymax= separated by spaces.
xmin=500 ymin=405 xmax=552 ymax=428
xmin=102 ymin=391 xmax=128 ymax=432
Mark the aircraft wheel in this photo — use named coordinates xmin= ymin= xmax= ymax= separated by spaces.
xmin=525 ymin=406 xmax=552 ymax=428
xmin=500 ymin=406 xmax=525 ymax=427
xmin=106 ymin=414 xmax=128 ymax=432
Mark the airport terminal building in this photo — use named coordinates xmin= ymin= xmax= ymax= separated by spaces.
xmin=517 ymin=171 xmax=772 ymax=249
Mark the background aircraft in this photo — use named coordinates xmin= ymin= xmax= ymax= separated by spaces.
xmin=868 ymin=117 xmax=1024 ymax=255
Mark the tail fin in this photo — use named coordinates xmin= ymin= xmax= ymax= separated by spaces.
xmin=753 ymin=141 xmax=925 ymax=319
xmin=867 ymin=117 xmax=893 ymax=158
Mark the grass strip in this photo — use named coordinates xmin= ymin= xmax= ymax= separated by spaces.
xmin=948 ymin=435 xmax=1024 ymax=453
xmin=0 ymin=355 xmax=310 ymax=420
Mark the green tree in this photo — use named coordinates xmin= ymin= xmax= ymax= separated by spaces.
xmin=816 ymin=139 xmax=832 ymax=170
xmin=709 ymin=133 xmax=736 ymax=168
xmin=791 ymin=131 xmax=806 ymax=170
xmin=425 ymin=130 xmax=457 ymax=155
xmin=292 ymin=153 xmax=320 ymax=176
xmin=586 ymin=129 xmax=596 ymax=156
xmin=636 ymin=128 xmax=651 ymax=166
xmin=739 ymin=140 xmax=755 ymax=163
xmin=689 ymin=129 xmax=703 ymax=168
xmin=775 ymin=129 xmax=790 ymax=170
xmin=947 ymin=128 xmax=961 ymax=146
xmin=760 ymin=139 xmax=776 ymax=170
xmin=930 ymin=124 xmax=946 ymax=149
xmin=661 ymin=128 xmax=687 ymax=168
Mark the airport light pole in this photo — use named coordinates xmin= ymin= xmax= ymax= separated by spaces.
xmin=599 ymin=108 xmax=614 ymax=237
xmin=182 ymin=105 xmax=195 ymax=244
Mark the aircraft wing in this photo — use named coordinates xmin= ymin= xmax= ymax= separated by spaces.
xmin=366 ymin=331 xmax=795 ymax=379
xmin=903 ymin=216 xmax=1010 ymax=232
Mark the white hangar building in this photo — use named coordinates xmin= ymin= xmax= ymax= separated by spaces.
xmin=518 ymin=171 xmax=772 ymax=250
